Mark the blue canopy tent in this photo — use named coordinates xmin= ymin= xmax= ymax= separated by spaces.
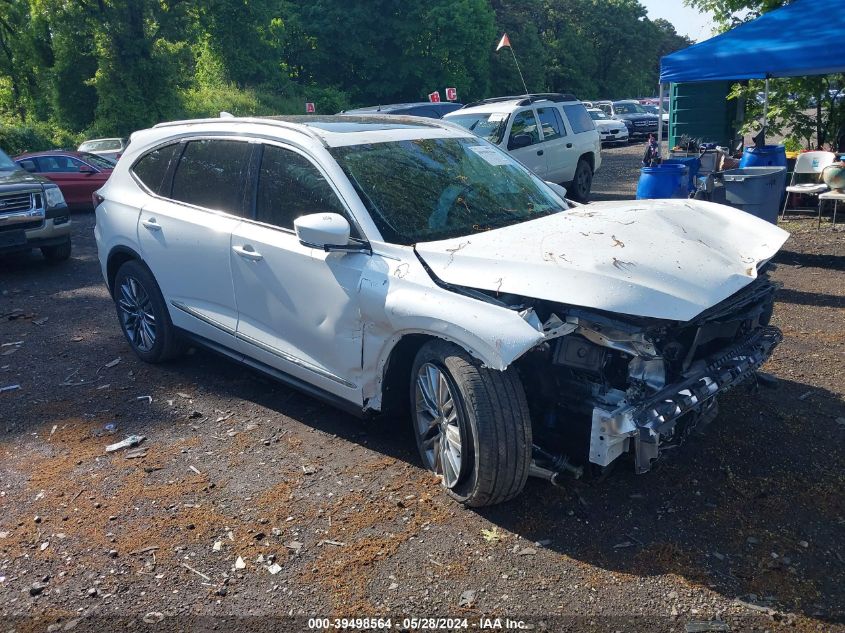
xmin=655 ymin=0 xmax=845 ymax=150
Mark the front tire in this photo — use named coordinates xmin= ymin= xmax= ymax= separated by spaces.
xmin=410 ymin=340 xmax=531 ymax=507
xmin=569 ymin=159 xmax=593 ymax=202
xmin=113 ymin=259 xmax=184 ymax=363
xmin=41 ymin=239 xmax=71 ymax=263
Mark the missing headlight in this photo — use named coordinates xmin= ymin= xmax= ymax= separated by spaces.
xmin=553 ymin=336 xmax=606 ymax=373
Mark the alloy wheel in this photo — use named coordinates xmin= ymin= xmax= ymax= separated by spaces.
xmin=117 ymin=276 xmax=157 ymax=352
xmin=414 ymin=362 xmax=464 ymax=488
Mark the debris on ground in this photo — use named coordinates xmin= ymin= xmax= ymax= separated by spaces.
xmin=0 ymin=384 xmax=20 ymax=393
xmin=104 ymin=358 xmax=121 ymax=368
xmin=105 ymin=435 xmax=146 ymax=453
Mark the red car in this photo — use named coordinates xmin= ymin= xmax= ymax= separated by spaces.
xmin=14 ymin=150 xmax=114 ymax=210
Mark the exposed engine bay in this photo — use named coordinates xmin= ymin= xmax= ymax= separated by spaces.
xmin=478 ymin=271 xmax=782 ymax=479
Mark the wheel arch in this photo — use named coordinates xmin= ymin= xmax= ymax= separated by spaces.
xmin=106 ymin=245 xmax=143 ymax=297
xmin=578 ymin=151 xmax=595 ymax=171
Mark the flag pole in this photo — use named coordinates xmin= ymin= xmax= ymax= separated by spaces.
xmin=509 ymin=48 xmax=530 ymax=97
xmin=497 ymin=34 xmax=530 ymax=97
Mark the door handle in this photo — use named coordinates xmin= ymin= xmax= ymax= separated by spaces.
xmin=566 ymin=143 xmax=573 ymax=148
xmin=232 ymin=245 xmax=263 ymax=261
xmin=141 ymin=218 xmax=161 ymax=231
xmin=536 ymin=149 xmax=544 ymax=156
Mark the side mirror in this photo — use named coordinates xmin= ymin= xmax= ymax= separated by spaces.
xmin=79 ymin=164 xmax=96 ymax=174
xmin=508 ymin=133 xmax=532 ymax=150
xmin=544 ymin=181 xmax=568 ymax=202
xmin=19 ymin=160 xmax=36 ymax=172
xmin=294 ymin=213 xmax=351 ymax=250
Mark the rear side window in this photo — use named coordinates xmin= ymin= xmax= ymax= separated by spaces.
xmin=536 ymin=108 xmax=565 ymax=141
xmin=563 ymin=104 xmax=596 ymax=134
xmin=256 ymin=145 xmax=350 ymax=232
xmin=170 ymin=139 xmax=251 ymax=215
xmin=132 ymin=143 xmax=180 ymax=196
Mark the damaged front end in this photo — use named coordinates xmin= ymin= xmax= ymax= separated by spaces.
xmin=506 ymin=273 xmax=782 ymax=476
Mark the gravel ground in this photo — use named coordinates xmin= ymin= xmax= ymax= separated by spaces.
xmin=1 ymin=141 xmax=843 ymax=632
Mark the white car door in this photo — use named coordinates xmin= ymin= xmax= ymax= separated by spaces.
xmin=503 ymin=108 xmax=548 ymax=177
xmin=137 ymin=138 xmax=250 ymax=347
xmin=229 ymin=143 xmax=366 ymax=404
xmin=535 ymin=106 xmax=575 ymax=183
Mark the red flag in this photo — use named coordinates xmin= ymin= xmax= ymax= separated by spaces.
xmin=445 ymin=87 xmax=457 ymax=101
xmin=496 ymin=33 xmax=511 ymax=51
xmin=428 ymin=91 xmax=441 ymax=103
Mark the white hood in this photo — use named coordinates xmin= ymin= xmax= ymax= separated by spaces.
xmin=414 ymin=199 xmax=789 ymax=322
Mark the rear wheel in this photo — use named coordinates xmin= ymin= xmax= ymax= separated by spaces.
xmin=569 ymin=159 xmax=593 ymax=202
xmin=113 ymin=259 xmax=184 ymax=363
xmin=41 ymin=239 xmax=71 ymax=263
xmin=410 ymin=340 xmax=531 ymax=507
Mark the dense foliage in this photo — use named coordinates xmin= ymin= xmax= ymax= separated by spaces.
xmin=684 ymin=0 xmax=844 ymax=150
xmin=0 ymin=0 xmax=691 ymax=151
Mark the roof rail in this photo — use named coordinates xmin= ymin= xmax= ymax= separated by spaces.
xmin=152 ymin=116 xmax=327 ymax=146
xmin=462 ymin=92 xmax=579 ymax=109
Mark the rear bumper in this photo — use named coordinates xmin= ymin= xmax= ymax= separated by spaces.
xmin=590 ymin=326 xmax=783 ymax=473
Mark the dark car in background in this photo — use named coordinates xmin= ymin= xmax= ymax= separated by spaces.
xmin=0 ymin=148 xmax=71 ymax=262
xmin=340 ymin=102 xmax=463 ymax=118
xmin=595 ymin=100 xmax=659 ymax=140
xmin=15 ymin=151 xmax=114 ymax=211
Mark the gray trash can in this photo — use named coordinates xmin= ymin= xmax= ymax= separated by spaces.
xmin=720 ymin=167 xmax=787 ymax=224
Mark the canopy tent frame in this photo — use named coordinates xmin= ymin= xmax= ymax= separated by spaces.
xmin=657 ymin=0 xmax=844 ymax=156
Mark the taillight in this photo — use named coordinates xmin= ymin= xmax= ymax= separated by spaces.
xmin=93 ymin=192 xmax=104 ymax=208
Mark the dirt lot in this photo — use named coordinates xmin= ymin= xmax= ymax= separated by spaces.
xmin=1 ymin=141 xmax=843 ymax=632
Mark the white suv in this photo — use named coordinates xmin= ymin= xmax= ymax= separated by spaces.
xmin=443 ymin=94 xmax=601 ymax=202
xmin=95 ymin=115 xmax=787 ymax=506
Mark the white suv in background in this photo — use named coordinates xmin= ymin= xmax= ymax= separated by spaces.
xmin=443 ymin=94 xmax=601 ymax=202
xmin=94 ymin=114 xmax=787 ymax=507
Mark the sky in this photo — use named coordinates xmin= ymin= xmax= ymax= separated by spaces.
xmin=640 ymin=0 xmax=715 ymax=42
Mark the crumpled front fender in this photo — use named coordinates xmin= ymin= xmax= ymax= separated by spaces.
xmin=358 ymin=253 xmax=545 ymax=410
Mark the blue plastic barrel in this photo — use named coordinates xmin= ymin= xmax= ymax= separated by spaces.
xmin=663 ymin=157 xmax=701 ymax=192
xmin=636 ymin=163 xmax=687 ymax=199
xmin=740 ymin=145 xmax=787 ymax=168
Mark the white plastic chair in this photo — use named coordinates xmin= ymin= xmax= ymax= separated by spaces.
xmin=818 ymin=189 xmax=845 ymax=229
xmin=780 ymin=151 xmax=836 ymax=220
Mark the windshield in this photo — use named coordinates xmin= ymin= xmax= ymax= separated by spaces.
xmin=443 ymin=112 xmax=508 ymax=144
xmin=0 ymin=149 xmax=17 ymax=170
xmin=614 ymin=103 xmax=646 ymax=114
xmin=80 ymin=152 xmax=116 ymax=169
xmin=79 ymin=139 xmax=122 ymax=152
xmin=330 ymin=137 xmax=568 ymax=245
xmin=588 ymin=110 xmax=607 ymax=120
xmin=642 ymin=105 xmax=658 ymax=114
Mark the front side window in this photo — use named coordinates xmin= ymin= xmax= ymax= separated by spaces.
xmin=563 ymin=103 xmax=596 ymax=133
xmin=256 ymin=145 xmax=349 ymax=231
xmin=536 ymin=108 xmax=564 ymax=141
xmin=170 ymin=139 xmax=251 ymax=215
xmin=330 ymin=137 xmax=568 ymax=245
xmin=80 ymin=153 xmax=116 ymax=169
xmin=132 ymin=143 xmax=181 ymax=196
xmin=508 ymin=110 xmax=541 ymax=148
xmin=445 ymin=112 xmax=508 ymax=144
